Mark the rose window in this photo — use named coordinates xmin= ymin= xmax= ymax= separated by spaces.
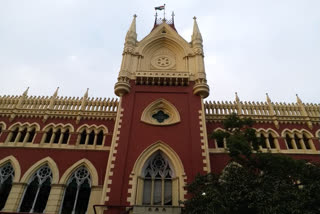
xmin=156 ymin=57 xmax=170 ymax=67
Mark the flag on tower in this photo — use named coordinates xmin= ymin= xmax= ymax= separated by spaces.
xmin=155 ymin=5 xmax=165 ymax=10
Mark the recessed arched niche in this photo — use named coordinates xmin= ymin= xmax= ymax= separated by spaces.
xmin=141 ymin=99 xmax=181 ymax=126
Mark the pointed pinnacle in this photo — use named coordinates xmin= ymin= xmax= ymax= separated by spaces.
xmin=296 ymin=94 xmax=302 ymax=104
xmin=22 ymin=87 xmax=29 ymax=96
xmin=84 ymin=88 xmax=89 ymax=98
xmin=192 ymin=16 xmax=202 ymax=42
xmin=266 ymin=93 xmax=271 ymax=103
xmin=53 ymin=87 xmax=59 ymax=97
xmin=235 ymin=92 xmax=240 ymax=102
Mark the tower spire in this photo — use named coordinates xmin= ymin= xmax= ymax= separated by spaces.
xmin=192 ymin=16 xmax=203 ymax=44
xmin=125 ymin=15 xmax=137 ymax=46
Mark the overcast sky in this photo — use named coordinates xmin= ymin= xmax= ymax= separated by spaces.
xmin=0 ymin=0 xmax=319 ymax=104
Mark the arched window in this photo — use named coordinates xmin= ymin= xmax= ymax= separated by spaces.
xmin=284 ymin=131 xmax=315 ymax=150
xmin=0 ymin=163 xmax=14 ymax=210
xmin=19 ymin=165 xmax=52 ymax=213
xmin=77 ymin=126 xmax=106 ymax=147
xmin=142 ymin=152 xmax=173 ymax=206
xmin=7 ymin=124 xmax=37 ymax=143
xmin=43 ymin=126 xmax=71 ymax=145
xmin=60 ymin=167 xmax=91 ymax=214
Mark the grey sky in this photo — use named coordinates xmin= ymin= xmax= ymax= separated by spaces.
xmin=0 ymin=0 xmax=319 ymax=103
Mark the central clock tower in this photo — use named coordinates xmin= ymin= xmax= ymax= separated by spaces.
xmin=102 ymin=14 xmax=211 ymax=213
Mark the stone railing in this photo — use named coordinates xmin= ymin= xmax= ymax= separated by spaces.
xmin=0 ymin=88 xmax=118 ymax=123
xmin=204 ymin=94 xmax=320 ymax=129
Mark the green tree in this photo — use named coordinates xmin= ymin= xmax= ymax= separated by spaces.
xmin=184 ymin=114 xmax=320 ymax=214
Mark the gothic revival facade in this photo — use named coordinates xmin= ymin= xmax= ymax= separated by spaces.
xmin=0 ymin=15 xmax=319 ymax=214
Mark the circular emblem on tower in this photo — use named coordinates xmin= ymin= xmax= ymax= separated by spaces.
xmin=151 ymin=54 xmax=176 ymax=70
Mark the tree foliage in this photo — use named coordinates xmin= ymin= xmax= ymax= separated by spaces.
xmin=184 ymin=114 xmax=320 ymax=214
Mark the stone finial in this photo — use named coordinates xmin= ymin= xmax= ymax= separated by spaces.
xmin=53 ymin=87 xmax=59 ymax=97
xmin=296 ymin=94 xmax=302 ymax=104
xmin=22 ymin=87 xmax=30 ymax=97
xmin=84 ymin=88 xmax=89 ymax=99
xmin=235 ymin=92 xmax=240 ymax=103
xmin=125 ymin=14 xmax=137 ymax=45
xmin=266 ymin=93 xmax=271 ymax=103
xmin=192 ymin=16 xmax=203 ymax=44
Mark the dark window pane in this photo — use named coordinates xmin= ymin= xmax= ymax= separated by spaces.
xmin=261 ymin=135 xmax=267 ymax=148
xmin=27 ymin=128 xmax=36 ymax=143
xmin=96 ymin=131 xmax=104 ymax=146
xmin=45 ymin=128 xmax=53 ymax=143
xmin=0 ymin=178 xmax=13 ymax=210
xmin=164 ymin=180 xmax=172 ymax=205
xmin=295 ymin=134 xmax=301 ymax=149
xmin=10 ymin=128 xmax=19 ymax=142
xmin=286 ymin=134 xmax=293 ymax=149
xmin=303 ymin=134 xmax=311 ymax=149
xmin=33 ymin=178 xmax=51 ymax=213
xmin=61 ymin=179 xmax=78 ymax=214
xmin=88 ymin=131 xmax=95 ymax=145
xmin=74 ymin=180 xmax=91 ymax=214
xmin=216 ymin=138 xmax=224 ymax=148
xmin=152 ymin=110 xmax=169 ymax=123
xmin=54 ymin=129 xmax=61 ymax=144
xmin=18 ymin=128 xmax=27 ymax=142
xmin=19 ymin=177 xmax=39 ymax=212
xmin=79 ymin=130 xmax=86 ymax=145
xmin=62 ymin=129 xmax=70 ymax=144
xmin=268 ymin=134 xmax=276 ymax=149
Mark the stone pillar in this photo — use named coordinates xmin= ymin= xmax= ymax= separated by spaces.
xmin=87 ymin=186 xmax=103 ymax=214
xmin=3 ymin=182 xmax=26 ymax=212
xmin=45 ymin=184 xmax=65 ymax=213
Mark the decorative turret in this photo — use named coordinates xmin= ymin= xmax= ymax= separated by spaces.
xmin=16 ymin=87 xmax=29 ymax=108
xmin=191 ymin=17 xmax=209 ymax=98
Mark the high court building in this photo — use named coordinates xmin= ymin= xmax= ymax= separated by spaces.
xmin=0 ymin=14 xmax=320 ymax=214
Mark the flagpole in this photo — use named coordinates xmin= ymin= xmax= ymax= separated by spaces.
xmin=164 ymin=4 xmax=166 ymax=20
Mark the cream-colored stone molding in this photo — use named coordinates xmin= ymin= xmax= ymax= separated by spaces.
xmin=199 ymin=99 xmax=211 ymax=173
xmin=204 ymin=99 xmax=320 ymax=126
xmin=0 ymin=142 xmax=110 ymax=151
xmin=126 ymin=141 xmax=187 ymax=206
xmin=59 ymin=158 xmax=99 ymax=186
xmin=45 ymin=184 xmax=65 ymax=214
xmin=0 ymin=94 xmax=118 ymax=121
xmin=20 ymin=157 xmax=59 ymax=184
xmin=208 ymin=148 xmax=320 ymax=155
xmin=2 ymin=183 xmax=26 ymax=212
xmin=141 ymin=98 xmax=180 ymax=126
xmin=0 ymin=155 xmax=21 ymax=182
xmin=101 ymin=97 xmax=123 ymax=203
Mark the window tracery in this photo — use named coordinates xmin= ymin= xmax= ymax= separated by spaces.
xmin=142 ymin=152 xmax=173 ymax=206
xmin=0 ymin=163 xmax=14 ymax=210
xmin=60 ymin=166 xmax=91 ymax=214
xmin=19 ymin=165 xmax=52 ymax=213
xmin=77 ymin=126 xmax=106 ymax=146
xmin=6 ymin=123 xmax=38 ymax=144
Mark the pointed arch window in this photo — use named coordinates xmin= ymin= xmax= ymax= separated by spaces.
xmin=19 ymin=165 xmax=52 ymax=213
xmin=60 ymin=166 xmax=91 ymax=214
xmin=142 ymin=152 xmax=173 ymax=206
xmin=0 ymin=163 xmax=14 ymax=210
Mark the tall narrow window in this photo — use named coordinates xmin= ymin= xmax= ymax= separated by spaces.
xmin=9 ymin=128 xmax=19 ymax=142
xmin=18 ymin=128 xmax=27 ymax=142
xmin=60 ymin=167 xmax=91 ymax=214
xmin=62 ymin=129 xmax=70 ymax=144
xmin=303 ymin=134 xmax=311 ymax=149
xmin=142 ymin=152 xmax=173 ymax=206
xmin=286 ymin=134 xmax=293 ymax=149
xmin=0 ymin=163 xmax=14 ymax=210
xmin=54 ymin=129 xmax=61 ymax=144
xmin=79 ymin=130 xmax=86 ymax=145
xmin=268 ymin=134 xmax=276 ymax=149
xmin=96 ymin=131 xmax=104 ymax=146
xmin=26 ymin=128 xmax=36 ymax=143
xmin=88 ymin=131 xmax=95 ymax=145
xmin=19 ymin=165 xmax=52 ymax=213
xmin=45 ymin=128 xmax=53 ymax=143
